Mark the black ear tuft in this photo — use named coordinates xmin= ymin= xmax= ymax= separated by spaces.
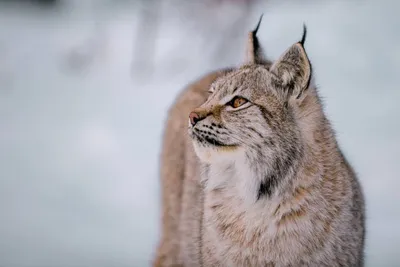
xmin=252 ymin=14 xmax=264 ymax=36
xmin=250 ymin=14 xmax=263 ymax=60
xmin=245 ymin=14 xmax=266 ymax=64
xmin=299 ymin=23 xmax=307 ymax=46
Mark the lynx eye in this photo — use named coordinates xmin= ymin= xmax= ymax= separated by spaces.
xmin=228 ymin=96 xmax=248 ymax=108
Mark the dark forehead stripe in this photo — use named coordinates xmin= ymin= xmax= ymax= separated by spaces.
xmin=254 ymin=104 xmax=272 ymax=126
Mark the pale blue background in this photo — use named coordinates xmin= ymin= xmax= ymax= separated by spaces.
xmin=0 ymin=0 xmax=399 ymax=266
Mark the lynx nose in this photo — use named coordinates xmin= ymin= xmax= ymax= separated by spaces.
xmin=189 ymin=111 xmax=202 ymax=126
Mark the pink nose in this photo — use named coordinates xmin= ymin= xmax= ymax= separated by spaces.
xmin=189 ymin=111 xmax=200 ymax=126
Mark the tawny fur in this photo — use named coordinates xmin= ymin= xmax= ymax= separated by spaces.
xmin=154 ymin=22 xmax=365 ymax=267
xmin=154 ymin=69 xmax=233 ymax=267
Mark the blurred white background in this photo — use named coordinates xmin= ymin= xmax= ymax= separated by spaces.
xmin=0 ymin=0 xmax=399 ymax=266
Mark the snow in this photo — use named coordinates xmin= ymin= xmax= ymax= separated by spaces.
xmin=0 ymin=0 xmax=399 ymax=266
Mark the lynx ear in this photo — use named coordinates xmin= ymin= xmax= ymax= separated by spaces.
xmin=245 ymin=14 xmax=265 ymax=64
xmin=270 ymin=25 xmax=311 ymax=98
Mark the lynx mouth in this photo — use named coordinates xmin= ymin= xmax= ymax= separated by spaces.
xmin=190 ymin=128 xmax=237 ymax=148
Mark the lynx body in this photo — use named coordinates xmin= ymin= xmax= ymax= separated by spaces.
xmin=154 ymin=20 xmax=365 ymax=267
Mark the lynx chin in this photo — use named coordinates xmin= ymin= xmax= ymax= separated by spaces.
xmin=154 ymin=16 xmax=365 ymax=267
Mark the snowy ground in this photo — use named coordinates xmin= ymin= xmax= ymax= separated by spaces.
xmin=0 ymin=0 xmax=399 ymax=266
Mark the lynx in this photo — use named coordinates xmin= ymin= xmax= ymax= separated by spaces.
xmin=154 ymin=17 xmax=365 ymax=267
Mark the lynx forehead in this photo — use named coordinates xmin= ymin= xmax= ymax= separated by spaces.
xmin=155 ymin=15 xmax=365 ymax=267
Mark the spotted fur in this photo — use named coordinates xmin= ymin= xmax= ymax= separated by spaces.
xmin=154 ymin=20 xmax=365 ymax=267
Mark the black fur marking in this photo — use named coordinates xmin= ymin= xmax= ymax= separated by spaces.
xmin=198 ymin=128 xmax=222 ymax=139
xmin=192 ymin=130 xmax=205 ymax=143
xmin=250 ymin=14 xmax=264 ymax=62
xmin=203 ymin=136 xmax=226 ymax=147
xmin=299 ymin=23 xmax=307 ymax=46
xmin=257 ymin=175 xmax=277 ymax=200
xmin=255 ymin=104 xmax=272 ymax=126
xmin=296 ymin=24 xmax=312 ymax=99
xmin=257 ymin=143 xmax=302 ymax=199
xmin=255 ymin=143 xmax=262 ymax=150
xmin=248 ymin=126 xmax=264 ymax=139
xmin=194 ymin=129 xmax=231 ymax=147
xmin=263 ymin=138 xmax=275 ymax=147
xmin=204 ymin=131 xmax=214 ymax=136
xmin=252 ymin=14 xmax=264 ymax=36
xmin=257 ymin=169 xmax=281 ymax=200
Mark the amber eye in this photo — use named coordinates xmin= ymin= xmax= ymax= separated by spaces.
xmin=229 ymin=96 xmax=248 ymax=108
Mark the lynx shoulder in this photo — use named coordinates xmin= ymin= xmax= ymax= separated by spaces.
xmin=154 ymin=17 xmax=365 ymax=267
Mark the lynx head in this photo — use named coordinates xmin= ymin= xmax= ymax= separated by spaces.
xmin=188 ymin=17 xmax=313 ymax=184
